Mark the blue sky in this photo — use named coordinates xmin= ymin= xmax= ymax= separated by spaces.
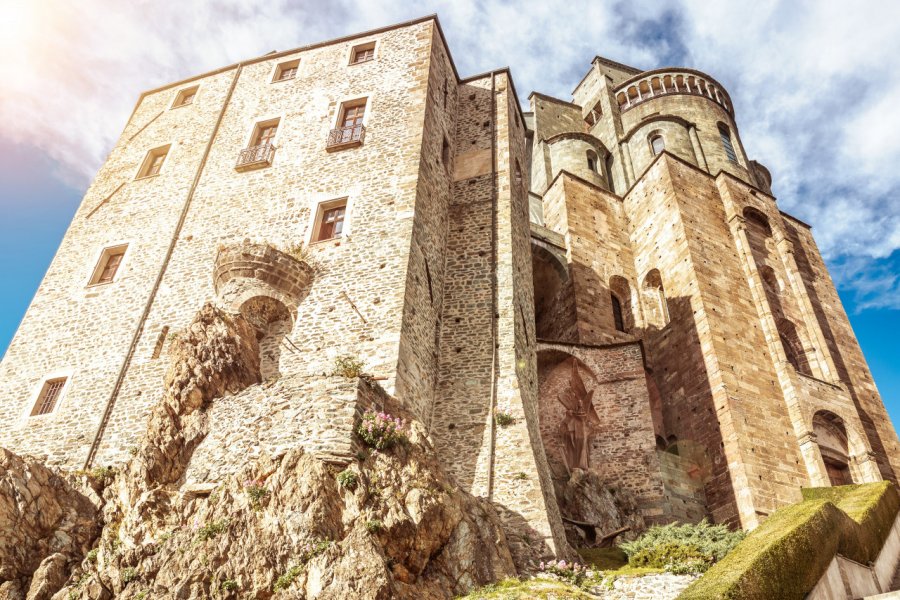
xmin=0 ymin=0 xmax=898 ymax=420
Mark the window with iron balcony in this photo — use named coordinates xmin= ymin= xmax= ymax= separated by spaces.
xmin=237 ymin=119 xmax=279 ymax=171
xmin=327 ymin=100 xmax=366 ymax=151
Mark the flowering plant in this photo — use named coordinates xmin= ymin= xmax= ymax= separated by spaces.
xmin=539 ymin=559 xmax=592 ymax=586
xmin=357 ymin=410 xmax=407 ymax=450
xmin=243 ymin=479 xmax=269 ymax=510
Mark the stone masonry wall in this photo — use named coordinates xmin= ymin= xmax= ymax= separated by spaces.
xmin=537 ymin=341 xmax=667 ymax=524
xmin=93 ymin=21 xmax=436 ymax=466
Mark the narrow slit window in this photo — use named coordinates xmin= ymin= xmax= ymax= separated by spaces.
xmin=31 ymin=378 xmax=66 ymax=416
xmin=611 ymin=294 xmax=625 ymax=332
xmin=152 ymin=326 xmax=170 ymax=359
xmin=89 ymin=244 xmax=128 ymax=285
xmin=719 ymin=123 xmax=737 ymax=162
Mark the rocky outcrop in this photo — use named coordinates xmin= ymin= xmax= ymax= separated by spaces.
xmin=0 ymin=449 xmax=100 ymax=599
xmin=556 ymin=469 xmax=646 ymax=547
xmin=1 ymin=303 xmax=517 ymax=599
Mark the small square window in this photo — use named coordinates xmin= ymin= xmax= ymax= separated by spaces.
xmin=136 ymin=145 xmax=170 ymax=179
xmin=31 ymin=378 xmax=66 ymax=416
xmin=89 ymin=244 xmax=128 ymax=286
xmin=273 ymin=59 xmax=299 ymax=82
xmin=172 ymin=86 xmax=198 ymax=108
xmin=313 ymin=199 xmax=348 ymax=243
xmin=350 ymin=42 xmax=376 ymax=65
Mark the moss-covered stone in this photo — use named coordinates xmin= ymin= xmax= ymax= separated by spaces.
xmin=678 ymin=482 xmax=899 ymax=600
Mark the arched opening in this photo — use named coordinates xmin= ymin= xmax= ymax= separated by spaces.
xmin=743 ymin=206 xmax=772 ymax=238
xmin=605 ymin=153 xmax=616 ymax=194
xmin=759 ymin=264 xmax=781 ymax=295
xmin=718 ymin=122 xmax=738 ymax=163
xmin=609 ymin=275 xmax=634 ymax=333
xmin=586 ymin=150 xmax=598 ymax=173
xmin=777 ymin=318 xmax=812 ymax=376
xmin=239 ymin=295 xmax=293 ymax=380
xmin=650 ymin=134 xmax=665 ymax=156
xmin=642 ymin=269 xmax=669 ymax=327
xmin=532 ymin=245 xmax=573 ymax=340
xmin=813 ymin=411 xmax=854 ymax=486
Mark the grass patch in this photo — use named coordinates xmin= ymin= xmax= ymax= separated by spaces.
xmin=456 ymin=577 xmax=595 ymax=599
xmin=680 ymin=482 xmax=899 ymax=600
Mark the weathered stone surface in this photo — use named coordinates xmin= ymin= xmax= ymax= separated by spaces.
xmin=0 ymin=450 xmax=99 ymax=598
xmin=556 ymin=469 xmax=646 ymax=548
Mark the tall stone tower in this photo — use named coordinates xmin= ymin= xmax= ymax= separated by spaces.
xmin=526 ymin=56 xmax=900 ymax=529
xmin=0 ymin=14 xmax=897 ymax=569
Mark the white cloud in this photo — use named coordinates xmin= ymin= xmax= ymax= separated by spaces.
xmin=1 ymin=0 xmax=899 ymax=307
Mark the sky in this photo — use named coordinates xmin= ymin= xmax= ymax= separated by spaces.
xmin=0 ymin=0 xmax=898 ymax=419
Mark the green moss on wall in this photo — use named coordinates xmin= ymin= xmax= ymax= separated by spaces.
xmin=678 ymin=482 xmax=899 ymax=600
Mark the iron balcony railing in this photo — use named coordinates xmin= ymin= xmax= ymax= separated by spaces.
xmin=326 ymin=124 xmax=365 ymax=150
xmin=235 ymin=143 xmax=276 ymax=171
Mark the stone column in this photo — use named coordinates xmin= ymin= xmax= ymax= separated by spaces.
xmin=688 ymin=125 xmax=709 ymax=172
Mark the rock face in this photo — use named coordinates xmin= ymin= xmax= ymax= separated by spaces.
xmin=0 ymin=304 xmax=516 ymax=599
xmin=556 ymin=469 xmax=646 ymax=547
xmin=0 ymin=449 xmax=100 ymax=599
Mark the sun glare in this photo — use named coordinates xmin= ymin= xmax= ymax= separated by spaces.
xmin=0 ymin=0 xmax=38 ymax=82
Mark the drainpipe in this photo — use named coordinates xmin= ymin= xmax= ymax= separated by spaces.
xmin=83 ymin=63 xmax=245 ymax=468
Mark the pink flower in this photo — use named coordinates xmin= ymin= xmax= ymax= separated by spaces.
xmin=558 ymin=560 xmax=566 ymax=569
xmin=539 ymin=561 xmax=545 ymax=570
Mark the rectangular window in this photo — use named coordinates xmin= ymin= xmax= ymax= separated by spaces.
xmin=350 ymin=42 xmax=376 ymax=64
xmin=172 ymin=86 xmax=198 ymax=108
xmin=273 ymin=59 xmax=299 ymax=82
xmin=719 ymin=124 xmax=737 ymax=162
xmin=341 ymin=102 xmax=366 ymax=128
xmin=31 ymin=378 xmax=66 ymax=416
xmin=254 ymin=122 xmax=279 ymax=147
xmin=137 ymin=145 xmax=170 ymax=179
xmin=89 ymin=244 xmax=128 ymax=285
xmin=327 ymin=100 xmax=367 ymax=150
xmin=313 ymin=199 xmax=348 ymax=243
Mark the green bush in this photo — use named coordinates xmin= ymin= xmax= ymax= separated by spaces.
xmin=122 ymin=567 xmax=138 ymax=583
xmin=333 ymin=355 xmax=364 ymax=378
xmin=494 ymin=411 xmax=515 ymax=426
xmin=629 ymin=542 xmax=712 ymax=573
xmin=85 ymin=548 xmax=98 ymax=563
xmin=357 ymin=410 xmax=407 ymax=450
xmin=366 ymin=519 xmax=383 ymax=534
xmin=196 ymin=519 xmax=228 ymax=542
xmin=221 ymin=579 xmax=238 ymax=591
xmin=621 ymin=519 xmax=744 ymax=569
xmin=337 ymin=469 xmax=358 ymax=490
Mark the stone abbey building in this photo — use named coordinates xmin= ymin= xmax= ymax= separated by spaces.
xmin=1 ymin=15 xmax=898 ymax=563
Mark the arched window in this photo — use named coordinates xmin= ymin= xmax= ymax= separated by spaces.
xmin=718 ymin=123 xmax=737 ymax=162
xmin=605 ymin=153 xmax=616 ymax=194
xmin=759 ymin=265 xmax=781 ymax=295
xmin=743 ymin=206 xmax=772 ymax=237
xmin=642 ymin=269 xmax=669 ymax=326
xmin=609 ymin=276 xmax=634 ymax=333
xmin=586 ymin=150 xmax=598 ymax=173
xmin=650 ymin=134 xmax=665 ymax=156
xmin=813 ymin=411 xmax=854 ymax=486
xmin=611 ymin=294 xmax=625 ymax=332
xmin=777 ymin=318 xmax=811 ymax=376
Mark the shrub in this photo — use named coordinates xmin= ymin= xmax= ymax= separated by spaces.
xmin=86 ymin=548 xmax=98 ymax=563
xmin=337 ymin=469 xmax=358 ymax=490
xmin=366 ymin=519 xmax=383 ymax=534
xmin=195 ymin=519 xmax=229 ymax=542
xmin=333 ymin=355 xmax=364 ymax=378
xmin=135 ymin=591 xmax=147 ymax=600
xmin=273 ymin=539 xmax=331 ymax=592
xmin=494 ymin=411 xmax=515 ymax=426
xmin=513 ymin=472 xmax=528 ymax=481
xmin=243 ymin=479 xmax=269 ymax=510
xmin=620 ymin=519 xmax=744 ymax=571
xmin=284 ymin=243 xmax=311 ymax=263
xmin=629 ymin=542 xmax=712 ymax=573
xmin=221 ymin=579 xmax=239 ymax=592
xmin=357 ymin=410 xmax=407 ymax=450
xmin=91 ymin=466 xmax=115 ymax=484
xmin=122 ymin=567 xmax=138 ymax=583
